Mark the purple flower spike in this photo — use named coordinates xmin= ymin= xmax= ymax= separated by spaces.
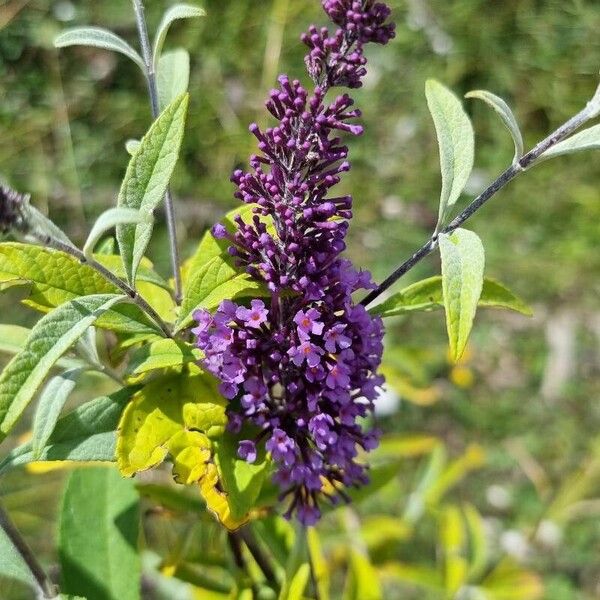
xmin=193 ymin=0 xmax=394 ymax=524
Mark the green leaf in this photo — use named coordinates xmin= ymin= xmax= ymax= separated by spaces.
xmin=0 ymin=243 xmax=160 ymax=334
xmin=176 ymin=255 xmax=267 ymax=332
xmin=59 ymin=467 xmax=140 ymax=600
xmin=0 ymin=294 xmax=126 ymax=440
xmin=55 ymin=27 xmax=144 ymax=72
xmin=31 ymin=368 xmax=85 ymax=459
xmin=116 ymin=94 xmax=189 ymax=285
xmin=370 ymin=276 xmax=532 ymax=318
xmin=426 ymin=80 xmax=475 ymax=223
xmin=439 ymin=229 xmax=485 ymax=361
xmin=126 ymin=338 xmax=202 ymax=376
xmin=540 ymin=123 xmax=600 ymax=161
xmin=466 ymin=90 xmax=524 ymax=162
xmin=158 ymin=49 xmax=191 ymax=111
xmin=343 ymin=549 xmax=382 ymax=600
xmin=0 ymin=525 xmax=38 ymax=592
xmin=212 ymin=434 xmax=270 ymax=522
xmin=183 ymin=205 xmax=253 ymax=276
xmin=152 ymin=3 xmax=206 ymax=68
xmin=0 ymin=387 xmax=135 ymax=475
xmin=83 ymin=208 xmax=152 ymax=259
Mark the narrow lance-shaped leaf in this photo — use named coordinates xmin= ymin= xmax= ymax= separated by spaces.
xmin=152 ymin=3 xmax=206 ymax=68
xmin=0 ymin=388 xmax=135 ymax=475
xmin=158 ymin=49 xmax=191 ymax=110
xmin=31 ymin=368 xmax=86 ymax=460
xmin=116 ymin=93 xmax=189 ymax=285
xmin=539 ymin=123 xmax=600 ymax=161
xmin=466 ymin=90 xmax=524 ymax=163
xmin=55 ymin=27 xmax=144 ymax=72
xmin=439 ymin=229 xmax=485 ymax=361
xmin=0 ymin=294 xmax=127 ymax=440
xmin=83 ymin=207 xmax=152 ymax=258
xmin=426 ymin=80 xmax=475 ymax=224
xmin=59 ymin=467 xmax=141 ymax=600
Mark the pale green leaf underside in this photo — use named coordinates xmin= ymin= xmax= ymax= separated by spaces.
xmin=0 ymin=527 xmax=38 ymax=592
xmin=0 ymin=294 xmax=126 ymax=439
xmin=0 ymin=243 xmax=160 ymax=334
xmin=55 ymin=27 xmax=144 ymax=71
xmin=153 ymin=3 xmax=206 ymax=68
xmin=0 ymin=324 xmax=86 ymax=371
xmin=31 ymin=368 xmax=84 ymax=459
xmin=439 ymin=229 xmax=485 ymax=361
xmin=84 ymin=207 xmax=151 ymax=258
xmin=158 ymin=49 xmax=191 ymax=111
xmin=370 ymin=276 xmax=531 ymax=318
xmin=0 ymin=388 xmax=134 ymax=475
xmin=540 ymin=123 xmax=600 ymax=161
xmin=426 ymin=80 xmax=475 ymax=222
xmin=59 ymin=467 xmax=140 ymax=600
xmin=466 ymin=89 xmax=524 ymax=162
xmin=117 ymin=93 xmax=189 ymax=285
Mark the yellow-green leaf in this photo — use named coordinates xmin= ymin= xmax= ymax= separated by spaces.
xmin=199 ymin=462 xmax=250 ymax=531
xmin=0 ymin=243 xmax=160 ymax=334
xmin=440 ymin=505 xmax=468 ymax=595
xmin=126 ymin=338 xmax=202 ymax=376
xmin=439 ymin=229 xmax=485 ymax=361
xmin=464 ymin=503 xmax=488 ymax=581
xmin=176 ymin=255 xmax=267 ymax=332
xmin=343 ymin=550 xmax=381 ymax=600
xmin=116 ymin=371 xmax=226 ymax=477
xmin=308 ymin=528 xmax=330 ymax=600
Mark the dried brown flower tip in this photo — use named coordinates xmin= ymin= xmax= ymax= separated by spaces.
xmin=0 ymin=185 xmax=29 ymax=235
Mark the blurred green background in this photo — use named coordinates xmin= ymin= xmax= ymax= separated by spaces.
xmin=1 ymin=0 xmax=600 ymax=598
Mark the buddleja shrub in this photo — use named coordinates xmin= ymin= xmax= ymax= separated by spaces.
xmin=1 ymin=1 xmax=599 ymax=599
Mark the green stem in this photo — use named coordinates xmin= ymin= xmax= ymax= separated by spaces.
xmin=131 ymin=0 xmax=183 ymax=304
